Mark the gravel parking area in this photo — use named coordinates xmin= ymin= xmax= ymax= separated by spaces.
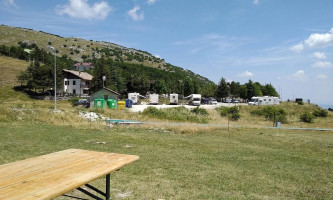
xmin=128 ymin=103 xmax=245 ymax=113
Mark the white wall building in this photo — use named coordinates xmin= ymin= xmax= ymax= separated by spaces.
xmin=60 ymin=69 xmax=93 ymax=96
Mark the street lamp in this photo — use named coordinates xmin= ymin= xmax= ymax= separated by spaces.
xmin=102 ymin=76 xmax=106 ymax=88
xmin=48 ymin=46 xmax=57 ymax=111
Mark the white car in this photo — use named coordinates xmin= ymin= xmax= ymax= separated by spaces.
xmin=209 ymin=98 xmax=217 ymax=105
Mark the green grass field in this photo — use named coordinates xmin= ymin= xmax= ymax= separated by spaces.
xmin=0 ymin=121 xmax=332 ymax=199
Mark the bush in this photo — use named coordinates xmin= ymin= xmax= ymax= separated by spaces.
xmin=191 ymin=107 xmax=208 ymax=116
xmin=300 ymin=112 xmax=315 ymax=123
xmin=69 ymin=97 xmax=80 ymax=106
xmin=142 ymin=106 xmax=208 ymax=123
xmin=231 ymin=113 xmax=240 ymax=121
xmin=218 ymin=106 xmax=240 ymax=121
xmin=298 ymin=101 xmax=304 ymax=105
xmin=250 ymin=106 xmax=287 ymax=123
xmin=313 ymin=109 xmax=328 ymax=118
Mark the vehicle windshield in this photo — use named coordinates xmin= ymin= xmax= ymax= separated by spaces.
xmin=193 ymin=98 xmax=200 ymax=101
xmin=249 ymin=99 xmax=257 ymax=102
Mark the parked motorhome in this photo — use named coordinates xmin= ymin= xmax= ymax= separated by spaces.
xmin=169 ymin=93 xmax=178 ymax=105
xmin=149 ymin=93 xmax=159 ymax=105
xmin=128 ymin=92 xmax=140 ymax=104
xmin=248 ymin=96 xmax=280 ymax=106
xmin=189 ymin=94 xmax=201 ymax=106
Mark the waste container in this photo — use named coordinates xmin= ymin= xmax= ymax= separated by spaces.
xmin=276 ymin=122 xmax=281 ymax=128
xmin=107 ymin=99 xmax=117 ymax=109
xmin=125 ymin=99 xmax=133 ymax=108
xmin=94 ymin=98 xmax=105 ymax=108
xmin=117 ymin=101 xmax=125 ymax=109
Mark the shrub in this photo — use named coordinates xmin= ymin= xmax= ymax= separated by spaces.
xmin=250 ymin=106 xmax=287 ymax=123
xmin=313 ymin=109 xmax=328 ymax=118
xmin=191 ymin=107 xmax=208 ymax=116
xmin=218 ymin=106 xmax=240 ymax=121
xmin=231 ymin=113 xmax=240 ymax=121
xmin=298 ymin=101 xmax=304 ymax=105
xmin=300 ymin=112 xmax=314 ymax=123
xmin=69 ymin=97 xmax=80 ymax=106
xmin=142 ymin=106 xmax=208 ymax=123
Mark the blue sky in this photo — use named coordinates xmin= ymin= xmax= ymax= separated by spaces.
xmin=1 ymin=0 xmax=333 ymax=105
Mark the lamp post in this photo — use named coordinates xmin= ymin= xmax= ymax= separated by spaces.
xmin=102 ymin=76 xmax=106 ymax=88
xmin=48 ymin=46 xmax=57 ymax=111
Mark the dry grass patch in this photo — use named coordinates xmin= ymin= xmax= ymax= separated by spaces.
xmin=0 ymin=56 xmax=28 ymax=85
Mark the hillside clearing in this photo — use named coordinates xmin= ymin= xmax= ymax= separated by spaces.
xmin=0 ymin=55 xmax=28 ymax=85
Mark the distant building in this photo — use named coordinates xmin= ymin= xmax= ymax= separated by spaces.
xmin=74 ymin=62 xmax=93 ymax=71
xmin=89 ymin=87 xmax=121 ymax=107
xmin=60 ymin=69 xmax=93 ymax=96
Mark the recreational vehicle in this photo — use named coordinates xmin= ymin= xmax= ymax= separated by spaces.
xmin=189 ymin=94 xmax=201 ymax=106
xmin=169 ymin=93 xmax=178 ymax=105
xmin=149 ymin=93 xmax=159 ymax=105
xmin=248 ymin=96 xmax=280 ymax=106
xmin=128 ymin=92 xmax=140 ymax=104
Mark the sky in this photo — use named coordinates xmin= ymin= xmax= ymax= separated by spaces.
xmin=1 ymin=0 xmax=333 ymax=105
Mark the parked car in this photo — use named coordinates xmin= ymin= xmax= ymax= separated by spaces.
xmin=208 ymin=98 xmax=218 ymax=105
xmin=74 ymin=99 xmax=90 ymax=108
xmin=232 ymin=99 xmax=239 ymax=103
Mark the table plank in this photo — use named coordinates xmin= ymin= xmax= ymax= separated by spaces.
xmin=0 ymin=149 xmax=139 ymax=200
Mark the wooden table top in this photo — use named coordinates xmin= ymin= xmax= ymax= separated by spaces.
xmin=0 ymin=149 xmax=139 ymax=200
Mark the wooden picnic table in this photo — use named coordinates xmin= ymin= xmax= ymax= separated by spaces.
xmin=0 ymin=149 xmax=139 ymax=200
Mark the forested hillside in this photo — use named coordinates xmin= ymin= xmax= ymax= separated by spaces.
xmin=0 ymin=25 xmax=278 ymax=98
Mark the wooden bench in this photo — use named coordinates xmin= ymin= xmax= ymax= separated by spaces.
xmin=0 ymin=149 xmax=139 ymax=200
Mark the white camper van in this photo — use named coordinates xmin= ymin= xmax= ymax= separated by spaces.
xmin=149 ymin=93 xmax=159 ymax=105
xmin=248 ymin=96 xmax=280 ymax=106
xmin=169 ymin=93 xmax=178 ymax=105
xmin=189 ymin=94 xmax=201 ymax=106
xmin=128 ymin=92 xmax=140 ymax=104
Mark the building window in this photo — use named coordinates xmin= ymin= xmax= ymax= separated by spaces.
xmin=65 ymin=81 xmax=69 ymax=85
xmin=73 ymin=89 xmax=76 ymax=94
xmin=73 ymin=80 xmax=76 ymax=85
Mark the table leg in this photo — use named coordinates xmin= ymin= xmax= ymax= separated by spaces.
xmin=106 ymin=174 xmax=110 ymax=200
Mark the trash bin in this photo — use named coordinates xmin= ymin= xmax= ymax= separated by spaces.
xmin=117 ymin=101 xmax=125 ymax=109
xmin=125 ymin=99 xmax=133 ymax=108
xmin=107 ymin=99 xmax=117 ymax=109
xmin=276 ymin=122 xmax=281 ymax=128
xmin=94 ymin=98 xmax=105 ymax=108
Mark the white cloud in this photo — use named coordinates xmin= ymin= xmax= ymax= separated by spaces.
xmin=237 ymin=71 xmax=254 ymax=77
xmin=291 ymin=28 xmax=333 ymax=52
xmin=56 ymin=0 xmax=111 ymax=20
xmin=290 ymin=43 xmax=304 ymax=53
xmin=316 ymin=74 xmax=328 ymax=79
xmin=147 ymin=0 xmax=156 ymax=5
xmin=127 ymin=6 xmax=144 ymax=21
xmin=313 ymin=52 xmax=326 ymax=59
xmin=154 ymin=54 xmax=160 ymax=58
xmin=253 ymin=0 xmax=259 ymax=5
xmin=3 ymin=0 xmax=16 ymax=7
xmin=291 ymin=70 xmax=307 ymax=81
xmin=304 ymin=28 xmax=333 ymax=48
xmin=312 ymin=61 xmax=333 ymax=68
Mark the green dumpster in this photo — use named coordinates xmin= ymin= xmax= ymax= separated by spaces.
xmin=94 ymin=98 xmax=105 ymax=108
xmin=107 ymin=99 xmax=117 ymax=109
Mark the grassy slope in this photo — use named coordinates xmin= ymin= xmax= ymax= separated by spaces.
xmin=0 ymin=55 xmax=28 ymax=85
xmin=0 ymin=25 xmax=161 ymax=68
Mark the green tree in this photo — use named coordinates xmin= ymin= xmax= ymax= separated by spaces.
xmin=216 ymin=77 xmax=229 ymax=99
xmin=253 ymin=82 xmax=263 ymax=96
xmin=229 ymin=81 xmax=240 ymax=98
xmin=246 ymin=80 xmax=255 ymax=100
xmin=239 ymin=85 xmax=247 ymax=100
